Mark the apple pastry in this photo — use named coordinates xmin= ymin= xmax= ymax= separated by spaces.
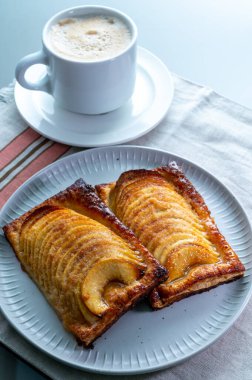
xmin=3 ymin=180 xmax=167 ymax=347
xmin=96 ymin=162 xmax=245 ymax=309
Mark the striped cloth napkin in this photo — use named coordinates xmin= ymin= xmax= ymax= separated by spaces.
xmin=0 ymin=129 xmax=68 ymax=207
xmin=0 ymin=84 xmax=81 ymax=208
xmin=1 ymin=76 xmax=252 ymax=380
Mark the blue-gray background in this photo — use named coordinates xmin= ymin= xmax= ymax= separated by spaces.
xmin=1 ymin=0 xmax=252 ymax=108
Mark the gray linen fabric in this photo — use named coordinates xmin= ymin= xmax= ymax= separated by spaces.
xmin=0 ymin=75 xmax=252 ymax=379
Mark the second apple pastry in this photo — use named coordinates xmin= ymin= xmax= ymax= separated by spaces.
xmin=96 ymin=162 xmax=245 ymax=309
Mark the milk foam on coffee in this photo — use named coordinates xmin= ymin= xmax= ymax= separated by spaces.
xmin=49 ymin=15 xmax=132 ymax=61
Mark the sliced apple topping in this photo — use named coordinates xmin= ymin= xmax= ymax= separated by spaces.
xmin=81 ymin=258 xmax=146 ymax=316
xmin=77 ymin=295 xmax=99 ymax=324
xmin=167 ymin=243 xmax=219 ymax=282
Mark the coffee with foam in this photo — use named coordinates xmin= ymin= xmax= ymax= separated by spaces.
xmin=49 ymin=15 xmax=132 ymax=61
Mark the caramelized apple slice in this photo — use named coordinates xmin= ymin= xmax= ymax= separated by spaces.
xmin=167 ymin=243 xmax=219 ymax=282
xmin=81 ymin=258 xmax=146 ymax=316
xmin=76 ymin=295 xmax=99 ymax=324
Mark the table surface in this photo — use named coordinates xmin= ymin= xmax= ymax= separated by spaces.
xmin=1 ymin=0 xmax=252 ymax=109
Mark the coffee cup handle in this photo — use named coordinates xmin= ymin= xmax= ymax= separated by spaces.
xmin=15 ymin=51 xmax=51 ymax=93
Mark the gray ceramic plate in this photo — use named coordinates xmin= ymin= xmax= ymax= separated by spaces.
xmin=0 ymin=146 xmax=251 ymax=374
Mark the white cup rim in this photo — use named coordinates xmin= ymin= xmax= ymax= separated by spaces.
xmin=42 ymin=5 xmax=138 ymax=64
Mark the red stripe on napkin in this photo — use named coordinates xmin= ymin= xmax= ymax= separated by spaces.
xmin=0 ymin=128 xmax=41 ymax=170
xmin=0 ymin=142 xmax=70 ymax=208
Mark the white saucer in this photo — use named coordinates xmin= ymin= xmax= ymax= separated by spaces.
xmin=14 ymin=47 xmax=174 ymax=147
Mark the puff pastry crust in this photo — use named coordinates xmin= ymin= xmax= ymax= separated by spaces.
xmin=3 ymin=180 xmax=167 ymax=346
xmin=96 ymin=162 xmax=245 ymax=309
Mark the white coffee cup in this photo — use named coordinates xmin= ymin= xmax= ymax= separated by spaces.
xmin=15 ymin=5 xmax=137 ymax=115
